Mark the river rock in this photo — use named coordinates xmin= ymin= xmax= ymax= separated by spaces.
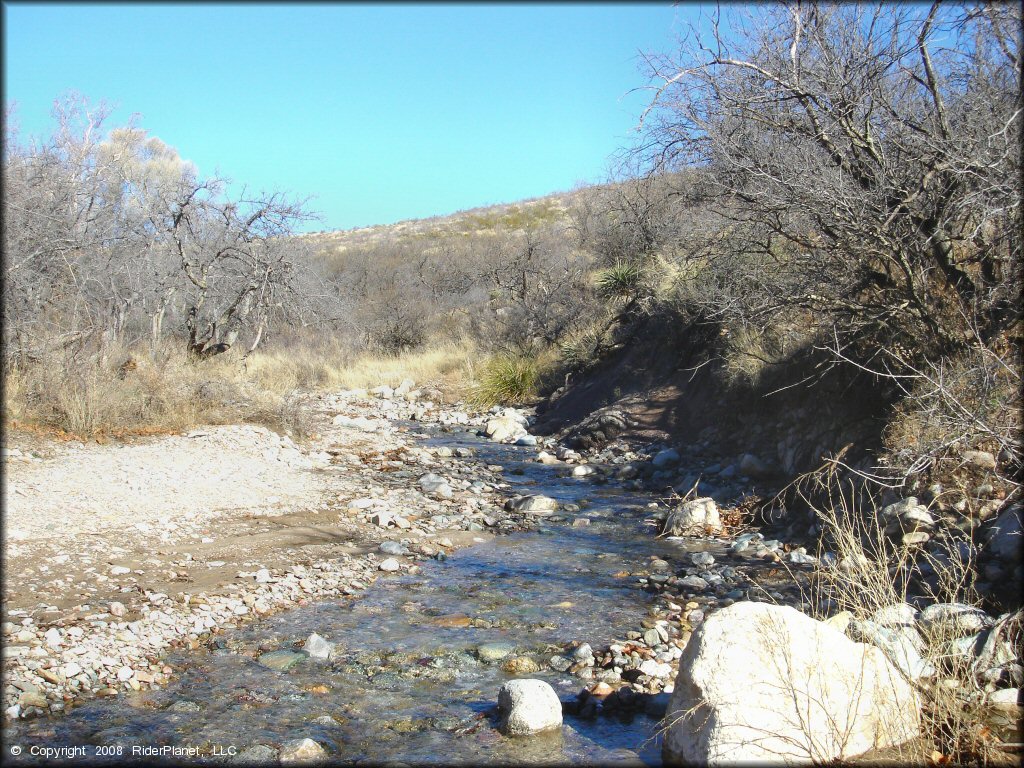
xmin=572 ymin=643 xmax=594 ymax=663
xmin=379 ymin=541 xmax=407 ymax=556
xmin=303 ymin=633 xmax=336 ymax=662
xmin=662 ymin=602 xmax=919 ymax=765
xmin=279 ymin=737 xmax=327 ymax=763
xmin=662 ymin=498 xmax=721 ymax=535
xmin=258 ymin=650 xmax=306 ymax=672
xmin=652 ymin=448 xmax=680 ymax=469
xmin=378 ymin=558 xmax=401 ymax=572
xmin=477 ymin=642 xmax=517 ymax=662
xmin=485 ymin=417 xmax=527 ymax=443
xmin=507 ymin=495 xmax=558 ymax=515
xmin=232 ymin=745 xmax=278 ymax=764
xmin=503 ymin=656 xmax=542 ymax=675
xmin=690 ymin=551 xmax=715 ymax=568
xmin=497 ymin=679 xmax=563 ymax=736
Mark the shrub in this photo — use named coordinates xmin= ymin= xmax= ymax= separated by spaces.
xmin=471 ymin=353 xmax=546 ymax=407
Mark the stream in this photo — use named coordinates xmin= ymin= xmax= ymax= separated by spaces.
xmin=6 ymin=424 xmax=726 ymax=765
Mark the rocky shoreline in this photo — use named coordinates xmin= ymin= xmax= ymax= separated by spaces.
xmin=2 ymin=388 xmax=527 ymax=721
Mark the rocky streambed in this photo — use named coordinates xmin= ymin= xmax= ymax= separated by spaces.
xmin=3 ymin=387 xmax=1020 ymax=764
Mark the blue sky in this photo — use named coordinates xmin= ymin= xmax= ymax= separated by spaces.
xmin=3 ymin=2 xmax=697 ymax=232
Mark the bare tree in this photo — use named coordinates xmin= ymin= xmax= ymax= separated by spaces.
xmin=2 ymin=93 xmax=318 ymax=364
xmin=638 ymin=2 xmax=1021 ymax=365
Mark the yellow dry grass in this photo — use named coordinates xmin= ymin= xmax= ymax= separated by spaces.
xmin=3 ymin=337 xmax=480 ymax=440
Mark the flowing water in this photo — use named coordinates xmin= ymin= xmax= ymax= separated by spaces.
xmin=7 ymin=426 xmax=718 ymax=765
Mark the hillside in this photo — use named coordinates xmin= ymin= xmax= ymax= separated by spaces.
xmin=302 ymin=192 xmax=577 ymax=253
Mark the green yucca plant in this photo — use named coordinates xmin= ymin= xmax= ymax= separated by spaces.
xmin=596 ymin=259 xmax=645 ymax=300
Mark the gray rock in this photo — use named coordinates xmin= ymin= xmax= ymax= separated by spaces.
xmin=870 ymin=603 xmax=919 ymax=629
xmin=485 ymin=416 xmax=527 ymax=443
xmin=515 ymin=435 xmax=538 ymax=446
xmin=477 ymin=642 xmax=518 ymax=662
xmin=848 ymin=619 xmax=934 ymax=680
xmin=232 ymin=745 xmax=278 ymax=764
xmin=167 ymin=700 xmax=202 ymax=713
xmin=379 ymin=541 xmax=407 ymax=556
xmin=738 ymin=453 xmax=773 ymax=478
xmin=730 ymin=533 xmax=763 ymax=554
xmin=988 ymin=687 xmax=1022 ymax=710
xmin=419 ymin=473 xmax=452 ymax=497
xmin=788 ymin=550 xmax=818 ymax=565
xmin=497 ymin=679 xmax=563 ymax=736
xmin=572 ymin=643 xmax=594 ymax=662
xmin=258 ymin=650 xmax=306 ymax=672
xmin=507 ymin=495 xmax=558 ymax=515
xmin=548 ymin=656 xmax=573 ymax=673
xmin=652 ymin=448 xmax=681 ymax=469
xmin=678 ymin=575 xmax=710 ymax=591
xmin=303 ymin=633 xmax=336 ymax=662
xmin=690 ymin=551 xmax=715 ymax=568
xmin=920 ymin=603 xmax=993 ymax=637
xmin=985 ymin=504 xmax=1022 ymax=562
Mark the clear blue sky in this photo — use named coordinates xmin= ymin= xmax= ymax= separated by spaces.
xmin=3 ymin=2 xmax=696 ymax=232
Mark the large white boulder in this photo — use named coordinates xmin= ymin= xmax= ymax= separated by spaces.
xmin=485 ymin=416 xmax=528 ymax=443
xmin=663 ymin=602 xmax=920 ymax=765
xmin=662 ymin=497 xmax=721 ymax=535
xmin=497 ymin=678 xmax=563 ymax=736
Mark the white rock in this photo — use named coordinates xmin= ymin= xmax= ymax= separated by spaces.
xmin=639 ymin=659 xmax=673 ymax=678
xmin=43 ymin=628 xmax=63 ymax=648
xmin=572 ymin=465 xmax=595 ymax=477
xmin=497 ymin=678 xmax=563 ymax=736
xmin=378 ymin=558 xmax=401 ymax=572
xmin=663 ymin=602 xmax=920 ymax=765
xmin=485 ymin=416 xmax=527 ymax=443
xmin=109 ymin=566 xmax=131 ymax=576
xmin=117 ymin=666 xmax=134 ymax=682
xmin=662 ymin=497 xmax=721 ymax=535
xmin=303 ymin=633 xmax=335 ymax=661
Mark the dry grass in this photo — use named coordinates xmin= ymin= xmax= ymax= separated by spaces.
xmin=790 ymin=460 xmax=1012 ymax=765
xmin=244 ymin=337 xmax=478 ymax=399
xmin=3 ymin=336 xmax=480 ymax=440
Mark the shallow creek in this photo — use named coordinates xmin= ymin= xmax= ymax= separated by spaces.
xmin=8 ymin=426 xmax=723 ymax=765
